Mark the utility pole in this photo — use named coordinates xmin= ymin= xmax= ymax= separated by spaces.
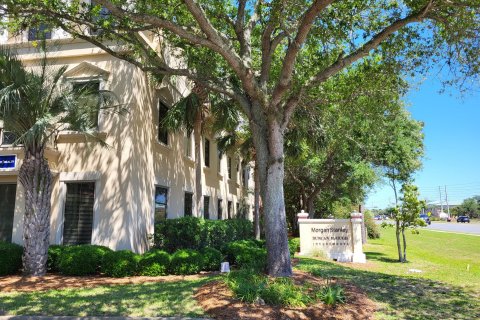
xmin=439 ymin=186 xmax=443 ymax=214
xmin=445 ymin=185 xmax=450 ymax=218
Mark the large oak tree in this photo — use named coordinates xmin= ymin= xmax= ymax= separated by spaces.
xmin=2 ymin=0 xmax=479 ymax=276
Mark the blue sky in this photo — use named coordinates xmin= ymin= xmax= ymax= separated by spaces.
xmin=365 ymin=75 xmax=480 ymax=209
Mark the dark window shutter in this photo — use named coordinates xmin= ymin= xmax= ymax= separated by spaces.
xmin=0 ymin=184 xmax=16 ymax=242
xmin=63 ymin=182 xmax=95 ymax=245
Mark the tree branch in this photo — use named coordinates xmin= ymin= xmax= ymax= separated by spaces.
xmin=270 ymin=0 xmax=333 ymax=107
xmin=307 ymin=2 xmax=433 ymax=88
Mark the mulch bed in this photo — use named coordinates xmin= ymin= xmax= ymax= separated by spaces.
xmin=0 ymin=273 xmax=209 ymax=293
xmin=194 ymin=270 xmax=377 ymax=320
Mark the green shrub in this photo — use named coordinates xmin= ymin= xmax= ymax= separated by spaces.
xmin=364 ymin=212 xmax=380 ymax=239
xmin=154 ymin=217 xmax=253 ymax=252
xmin=102 ymin=250 xmax=140 ymax=277
xmin=224 ymin=240 xmax=266 ymax=272
xmin=138 ymin=250 xmax=170 ymax=276
xmin=316 ymin=285 xmax=346 ymax=305
xmin=262 ymin=278 xmax=311 ymax=307
xmin=0 ymin=242 xmax=23 ymax=276
xmin=58 ymin=245 xmax=112 ymax=276
xmin=169 ymin=249 xmax=204 ymax=275
xmin=288 ymin=238 xmax=300 ymax=257
xmin=226 ymin=270 xmax=311 ymax=307
xmin=154 ymin=216 xmax=204 ymax=252
xmin=47 ymin=245 xmax=64 ymax=272
xmin=202 ymin=247 xmax=223 ymax=271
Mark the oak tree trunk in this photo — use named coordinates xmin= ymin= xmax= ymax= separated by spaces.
xmin=18 ymin=147 xmax=52 ymax=276
xmin=254 ymin=163 xmax=261 ymax=240
xmin=251 ymin=110 xmax=292 ymax=277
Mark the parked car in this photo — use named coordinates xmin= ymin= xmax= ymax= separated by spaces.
xmin=457 ymin=216 xmax=470 ymax=223
xmin=419 ymin=213 xmax=431 ymax=225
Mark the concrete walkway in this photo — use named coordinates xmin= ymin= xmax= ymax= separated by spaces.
xmin=0 ymin=317 xmax=211 ymax=320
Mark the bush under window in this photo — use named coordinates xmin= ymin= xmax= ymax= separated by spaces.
xmin=0 ymin=242 xmax=23 ymax=276
xmin=58 ymin=245 xmax=112 ymax=276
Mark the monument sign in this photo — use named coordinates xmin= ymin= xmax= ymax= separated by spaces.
xmin=297 ymin=211 xmax=366 ymax=263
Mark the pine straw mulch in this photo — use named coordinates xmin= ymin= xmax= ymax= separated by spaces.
xmin=194 ymin=270 xmax=377 ymax=320
xmin=0 ymin=273 xmax=209 ymax=293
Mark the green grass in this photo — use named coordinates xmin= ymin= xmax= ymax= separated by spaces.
xmin=364 ymin=227 xmax=480 ymax=290
xmin=296 ymin=227 xmax=480 ymax=320
xmin=0 ymin=278 xmax=211 ymax=317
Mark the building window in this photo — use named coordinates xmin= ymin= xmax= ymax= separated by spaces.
xmin=228 ymin=157 xmax=232 ymax=179
xmin=227 ymin=200 xmax=232 ymax=219
xmin=63 ymin=182 xmax=95 ymax=245
xmin=204 ymin=138 xmax=210 ymax=167
xmin=217 ymin=149 xmax=222 ymax=173
xmin=73 ymin=81 xmax=101 ymax=129
xmin=242 ymin=161 xmax=249 ymax=187
xmin=0 ymin=184 xmax=16 ymax=242
xmin=158 ymin=101 xmax=169 ymax=145
xmin=217 ymin=199 xmax=223 ymax=220
xmin=204 ymin=196 xmax=210 ymax=219
xmin=185 ymin=133 xmax=192 ymax=158
xmin=154 ymin=186 xmax=168 ymax=222
xmin=0 ymin=130 xmax=17 ymax=145
xmin=184 ymin=192 xmax=193 ymax=217
xmin=28 ymin=24 xmax=52 ymax=41
xmin=236 ymin=202 xmax=240 ymax=217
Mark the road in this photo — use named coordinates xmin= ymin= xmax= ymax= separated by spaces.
xmin=426 ymin=221 xmax=480 ymax=235
xmin=375 ymin=219 xmax=480 ymax=235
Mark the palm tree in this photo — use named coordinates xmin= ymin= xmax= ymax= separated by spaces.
xmin=162 ymin=82 xmax=209 ymax=217
xmin=0 ymin=48 xmax=119 ymax=276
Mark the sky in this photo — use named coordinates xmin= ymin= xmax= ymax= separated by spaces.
xmin=365 ymin=74 xmax=480 ymax=209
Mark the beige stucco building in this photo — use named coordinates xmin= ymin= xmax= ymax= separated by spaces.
xmin=0 ymin=26 xmax=254 ymax=253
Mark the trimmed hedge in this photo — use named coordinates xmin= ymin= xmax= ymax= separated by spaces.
xmin=102 ymin=250 xmax=141 ymax=277
xmin=58 ymin=245 xmax=112 ymax=276
xmin=202 ymin=247 xmax=223 ymax=271
xmin=0 ymin=242 xmax=23 ymax=276
xmin=47 ymin=245 xmax=65 ymax=272
xmin=169 ymin=249 xmax=204 ymax=275
xmin=154 ymin=217 xmax=253 ymax=253
xmin=225 ymin=240 xmax=267 ymax=272
xmin=138 ymin=250 xmax=170 ymax=276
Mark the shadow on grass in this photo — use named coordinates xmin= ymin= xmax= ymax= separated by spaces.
xmin=297 ymin=258 xmax=480 ymax=320
xmin=0 ymin=277 xmax=212 ymax=317
xmin=365 ymin=251 xmax=400 ymax=263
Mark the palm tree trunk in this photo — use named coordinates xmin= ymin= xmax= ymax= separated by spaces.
xmin=194 ymin=111 xmax=203 ymax=217
xmin=18 ymin=147 xmax=52 ymax=276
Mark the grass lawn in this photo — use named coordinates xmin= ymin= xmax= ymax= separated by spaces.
xmin=297 ymin=227 xmax=480 ymax=320
xmin=365 ymin=227 xmax=480 ymax=290
xmin=0 ymin=277 xmax=211 ymax=317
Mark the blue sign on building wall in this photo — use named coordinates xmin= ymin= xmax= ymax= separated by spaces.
xmin=0 ymin=155 xmax=16 ymax=170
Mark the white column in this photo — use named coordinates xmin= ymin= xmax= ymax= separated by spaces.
xmin=350 ymin=211 xmax=366 ymax=263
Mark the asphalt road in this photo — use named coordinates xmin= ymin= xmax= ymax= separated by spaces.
xmin=375 ymin=219 xmax=480 ymax=235
xmin=426 ymin=221 xmax=480 ymax=235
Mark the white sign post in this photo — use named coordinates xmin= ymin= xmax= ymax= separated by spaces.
xmin=297 ymin=211 xmax=366 ymax=263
